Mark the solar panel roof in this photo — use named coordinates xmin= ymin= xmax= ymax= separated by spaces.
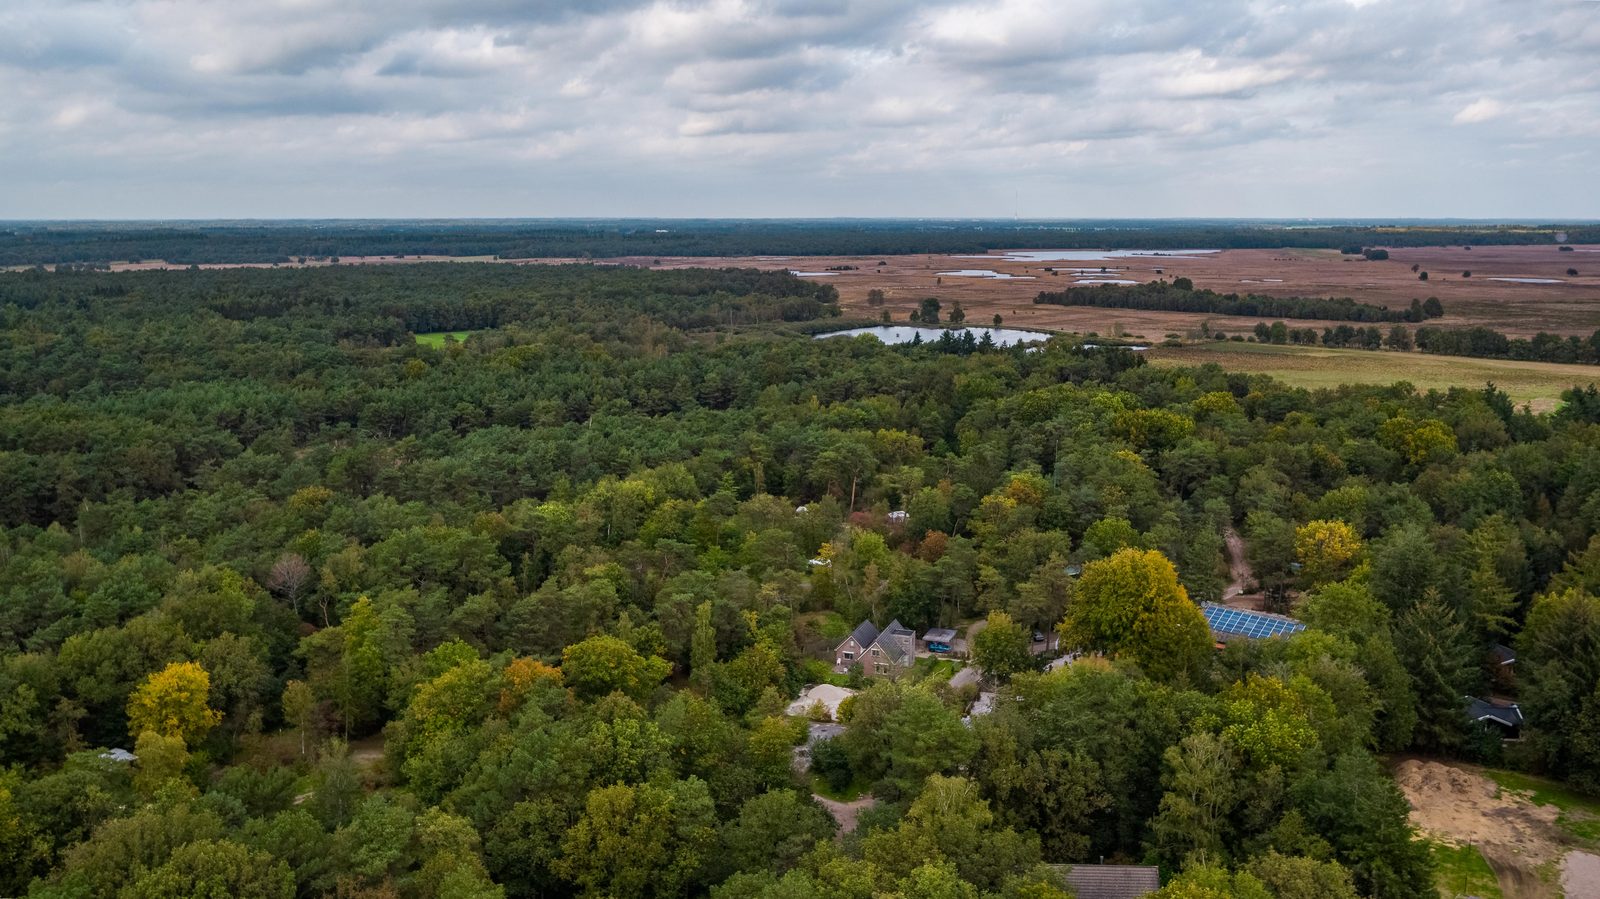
xmin=1201 ymin=603 xmax=1307 ymax=639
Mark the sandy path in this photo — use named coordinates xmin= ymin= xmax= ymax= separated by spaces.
xmin=814 ymin=794 xmax=876 ymax=834
xmin=1221 ymin=526 xmax=1263 ymax=609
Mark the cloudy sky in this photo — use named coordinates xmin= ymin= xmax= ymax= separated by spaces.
xmin=2 ymin=0 xmax=1598 ymax=219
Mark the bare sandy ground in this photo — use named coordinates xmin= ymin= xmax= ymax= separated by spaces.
xmin=1396 ymin=759 xmax=1572 ymax=898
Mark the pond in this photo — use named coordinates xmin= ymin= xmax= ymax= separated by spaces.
xmin=789 ymin=270 xmax=839 ymax=277
xmin=815 ymin=326 xmax=1054 ymax=346
xmin=958 ymin=249 xmax=1219 ymax=263
xmin=936 ymin=269 xmax=1035 ymax=280
xmin=1073 ymin=278 xmax=1138 ymax=285
xmin=1488 ymin=277 xmax=1565 ymax=284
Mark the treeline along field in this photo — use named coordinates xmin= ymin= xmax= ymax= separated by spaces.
xmin=4 ymin=219 xmax=1598 ymax=264
xmin=7 ymin=260 xmax=1600 ymax=897
xmin=1034 ymin=280 xmax=1445 ymax=323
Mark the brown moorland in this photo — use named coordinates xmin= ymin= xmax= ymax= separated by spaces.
xmin=632 ymin=244 xmax=1600 ymax=339
xmin=80 ymin=244 xmax=1600 ymax=339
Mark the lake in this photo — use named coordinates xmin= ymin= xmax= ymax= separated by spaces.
xmin=790 ymin=270 xmax=839 ymax=277
xmin=1073 ymin=278 xmax=1138 ymax=285
xmin=1489 ymin=277 xmax=1564 ymax=284
xmin=937 ymin=269 xmax=1035 ymax=280
xmin=958 ymin=249 xmax=1219 ymax=263
xmin=816 ymin=326 xmax=1054 ymax=346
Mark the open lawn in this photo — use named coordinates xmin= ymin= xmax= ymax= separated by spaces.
xmin=1147 ymin=341 xmax=1599 ymax=412
xmin=811 ymin=771 xmax=871 ymax=803
xmin=415 ymin=330 xmax=475 ymax=347
xmin=1485 ymin=768 xmax=1600 ymax=845
xmin=1431 ymin=842 xmax=1504 ymax=899
xmin=911 ymin=657 xmax=961 ymax=681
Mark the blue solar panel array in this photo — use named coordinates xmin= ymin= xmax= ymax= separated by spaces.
xmin=1202 ymin=604 xmax=1307 ymax=639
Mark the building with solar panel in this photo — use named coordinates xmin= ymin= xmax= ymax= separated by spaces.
xmin=1200 ymin=603 xmax=1307 ymax=641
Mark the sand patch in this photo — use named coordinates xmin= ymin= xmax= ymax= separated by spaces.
xmin=1395 ymin=759 xmax=1565 ymax=898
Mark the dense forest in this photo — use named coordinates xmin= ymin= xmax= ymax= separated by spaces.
xmin=3 ymin=219 xmax=1597 ymax=265
xmin=1033 ymin=281 xmax=1443 ymax=324
xmin=6 ymin=262 xmax=1600 ymax=898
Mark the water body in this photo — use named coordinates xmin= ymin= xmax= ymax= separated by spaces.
xmin=936 ymin=269 xmax=1036 ymax=280
xmin=789 ymin=271 xmax=839 ymax=277
xmin=1081 ymin=344 xmax=1150 ymax=351
xmin=1488 ymin=277 xmax=1565 ymax=284
xmin=958 ymin=249 xmax=1219 ymax=263
xmin=1073 ymin=278 xmax=1138 ymax=285
xmin=816 ymin=326 xmax=1053 ymax=346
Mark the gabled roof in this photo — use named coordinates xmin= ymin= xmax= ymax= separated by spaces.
xmin=1052 ymin=865 xmax=1161 ymax=899
xmin=877 ymin=640 xmax=912 ymax=665
xmin=1491 ymin=643 xmax=1516 ymax=666
xmin=1468 ymin=697 xmax=1523 ymax=728
xmin=843 ymin=620 xmax=879 ymax=648
xmin=878 ymin=619 xmax=915 ymax=664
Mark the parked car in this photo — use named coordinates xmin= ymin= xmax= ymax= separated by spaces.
xmin=1032 ymin=630 xmax=1046 ymax=643
xmin=927 ymin=641 xmax=952 ymax=653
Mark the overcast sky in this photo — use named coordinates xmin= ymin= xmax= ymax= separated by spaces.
xmin=3 ymin=0 xmax=1598 ymax=219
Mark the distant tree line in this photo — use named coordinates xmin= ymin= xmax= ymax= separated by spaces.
xmin=1338 ymin=246 xmax=1390 ymax=260
xmin=3 ymin=220 xmax=1596 ymax=265
xmin=1240 ymin=319 xmax=1600 ymax=365
xmin=1416 ymin=326 xmax=1600 ymax=364
xmin=1035 ymin=281 xmax=1444 ymax=323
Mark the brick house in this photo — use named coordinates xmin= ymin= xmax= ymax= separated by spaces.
xmin=835 ymin=619 xmax=916 ymax=675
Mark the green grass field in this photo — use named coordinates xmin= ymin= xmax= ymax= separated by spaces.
xmin=1430 ymin=842 xmax=1503 ymax=899
xmin=911 ymin=657 xmax=960 ymax=681
xmin=1147 ymin=342 xmax=1600 ymax=412
xmin=1484 ymin=768 xmax=1600 ymax=844
xmin=811 ymin=771 xmax=871 ymax=802
xmin=414 ymin=330 xmax=474 ymax=347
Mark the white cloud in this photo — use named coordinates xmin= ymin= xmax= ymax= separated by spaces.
xmin=1454 ymin=98 xmax=1507 ymax=125
xmin=0 ymin=0 xmax=1597 ymax=217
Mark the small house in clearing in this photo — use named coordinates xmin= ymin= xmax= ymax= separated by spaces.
xmin=1468 ymin=697 xmax=1524 ymax=740
xmin=836 ymin=619 xmax=916 ymax=675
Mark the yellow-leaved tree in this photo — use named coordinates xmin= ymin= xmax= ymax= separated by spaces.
xmin=127 ymin=661 xmax=223 ymax=746
xmin=1060 ymin=548 xmax=1212 ymax=683
xmin=1294 ymin=519 xmax=1364 ymax=586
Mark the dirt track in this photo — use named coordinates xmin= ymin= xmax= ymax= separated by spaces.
xmin=813 ymin=794 xmax=875 ymax=834
xmin=1221 ymin=527 xmax=1262 ymax=609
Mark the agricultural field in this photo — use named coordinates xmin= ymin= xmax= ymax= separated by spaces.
xmin=1145 ymin=342 xmax=1600 ymax=412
